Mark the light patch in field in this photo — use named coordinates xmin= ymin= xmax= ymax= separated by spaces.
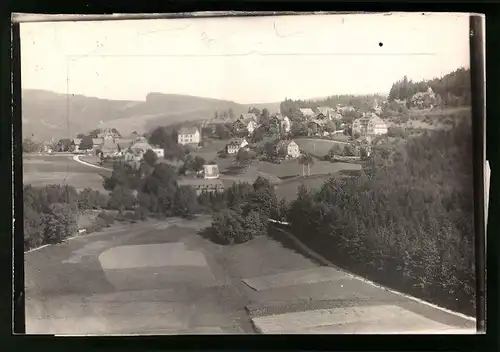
xmin=242 ymin=267 xmax=350 ymax=291
xmin=62 ymin=241 xmax=110 ymax=264
xmin=99 ymin=243 xmax=208 ymax=270
xmin=251 ymin=305 xmax=459 ymax=334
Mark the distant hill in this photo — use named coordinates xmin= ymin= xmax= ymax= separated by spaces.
xmin=21 ymin=89 xmax=281 ymax=141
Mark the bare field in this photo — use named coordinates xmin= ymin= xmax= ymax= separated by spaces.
xmin=294 ymin=138 xmax=349 ymax=157
xmin=23 ymin=154 xmax=109 ymax=192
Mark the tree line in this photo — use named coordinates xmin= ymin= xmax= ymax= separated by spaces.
xmin=388 ymin=67 xmax=471 ymax=107
xmin=283 ymin=112 xmax=475 ymax=315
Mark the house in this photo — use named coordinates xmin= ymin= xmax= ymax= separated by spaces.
xmin=299 ymin=108 xmax=315 ymax=118
xmin=124 ymin=149 xmax=143 ymax=169
xmin=97 ymin=128 xmax=120 ymax=139
xmin=411 ymin=87 xmax=437 ymax=109
xmin=308 ymin=119 xmax=327 ymax=136
xmin=281 ymin=115 xmax=291 ymax=134
xmin=336 ymin=104 xmax=355 ymax=115
xmin=177 ymin=127 xmax=201 ymax=145
xmin=202 ymin=164 xmax=220 ymax=180
xmin=130 ymin=137 xmax=154 ymax=154
xmin=276 ymin=140 xmax=301 ymax=159
xmin=177 ymin=179 xmax=224 ymax=196
xmin=233 ymin=114 xmax=258 ymax=134
xmin=151 ymin=148 xmax=164 ymax=158
xmin=92 ymin=138 xmax=104 ymax=150
xmin=270 ymin=114 xmax=291 ymax=134
xmin=352 ymin=113 xmax=388 ymax=136
xmin=394 ymin=98 xmax=407 ymax=107
xmin=226 ymin=138 xmax=249 ymax=154
xmin=316 ymin=106 xmax=335 ymax=119
xmin=372 ymin=99 xmax=382 ymax=114
xmin=72 ymin=138 xmax=82 ymax=151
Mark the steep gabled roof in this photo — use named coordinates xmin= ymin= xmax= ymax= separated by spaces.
xmin=276 ymin=139 xmax=297 ymax=150
xmin=131 ymin=141 xmax=153 ymax=152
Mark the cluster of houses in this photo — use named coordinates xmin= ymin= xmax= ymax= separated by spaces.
xmin=72 ymin=129 xmax=164 ymax=161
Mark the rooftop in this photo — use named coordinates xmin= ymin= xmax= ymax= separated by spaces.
xmin=178 ymin=179 xmax=224 ymax=187
xmin=178 ymin=126 xmax=199 ymax=135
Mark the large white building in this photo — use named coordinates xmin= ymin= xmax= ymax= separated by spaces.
xmin=178 ymin=127 xmax=201 ymax=145
xmin=352 ymin=113 xmax=388 ymax=136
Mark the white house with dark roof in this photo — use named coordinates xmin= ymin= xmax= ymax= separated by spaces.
xmin=226 ymin=137 xmax=249 ymax=154
xmin=72 ymin=138 xmax=82 ymax=151
xmin=276 ymin=140 xmax=301 ymax=159
xmin=270 ymin=114 xmax=291 ymax=134
xmin=233 ymin=113 xmax=259 ymax=134
xmin=177 ymin=127 xmax=201 ymax=145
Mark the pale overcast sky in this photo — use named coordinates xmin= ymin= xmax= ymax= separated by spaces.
xmin=20 ymin=13 xmax=470 ymax=104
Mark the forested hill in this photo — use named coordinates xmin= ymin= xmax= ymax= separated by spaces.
xmin=388 ymin=67 xmax=471 ymax=106
xmin=21 ymin=89 xmax=281 ymax=141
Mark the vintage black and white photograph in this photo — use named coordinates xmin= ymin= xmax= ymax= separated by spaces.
xmin=20 ymin=12 xmax=479 ymax=335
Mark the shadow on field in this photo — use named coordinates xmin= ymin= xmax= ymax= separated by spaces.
xmin=266 ymin=225 xmax=326 ymax=268
xmin=221 ymin=165 xmax=244 ymax=176
xmin=278 ymin=174 xmax=300 ymax=181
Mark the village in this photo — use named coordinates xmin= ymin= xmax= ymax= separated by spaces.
xmin=21 ymin=11 xmax=477 ymax=336
xmin=31 ymin=87 xmax=443 ymax=199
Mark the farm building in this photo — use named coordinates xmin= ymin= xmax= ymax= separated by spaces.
xmin=271 ymin=114 xmax=291 ymax=134
xmin=276 ymin=140 xmax=301 ymax=159
xmin=352 ymin=113 xmax=388 ymax=136
xmin=178 ymin=127 xmax=201 ymax=145
xmin=316 ymin=106 xmax=335 ymax=119
xmin=233 ymin=114 xmax=259 ymax=134
xmin=308 ymin=119 xmax=327 ymax=136
xmin=151 ymin=148 xmax=164 ymax=158
xmin=226 ymin=138 xmax=249 ymax=154
xmin=411 ymin=87 xmax=438 ymax=109
xmin=72 ymin=138 xmax=82 ymax=151
xmin=177 ymin=179 xmax=224 ymax=196
xmin=202 ymin=164 xmax=220 ymax=180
